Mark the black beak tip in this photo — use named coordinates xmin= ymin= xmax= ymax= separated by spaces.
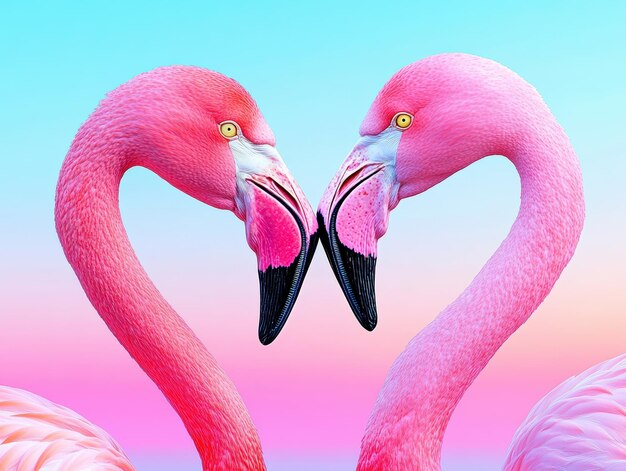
xmin=359 ymin=314 xmax=377 ymax=331
xmin=258 ymin=329 xmax=278 ymax=346
xmin=257 ymin=232 xmax=319 ymax=346
xmin=257 ymin=263 xmax=299 ymax=346
xmin=317 ymin=212 xmax=379 ymax=332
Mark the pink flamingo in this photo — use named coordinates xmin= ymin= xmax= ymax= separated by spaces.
xmin=318 ymin=53 xmax=626 ymax=469
xmin=0 ymin=66 xmax=317 ymax=470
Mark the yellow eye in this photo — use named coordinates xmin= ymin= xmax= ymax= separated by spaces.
xmin=394 ymin=112 xmax=413 ymax=130
xmin=219 ymin=121 xmax=239 ymax=139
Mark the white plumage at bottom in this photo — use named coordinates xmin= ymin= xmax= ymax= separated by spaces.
xmin=504 ymin=354 xmax=626 ymax=470
xmin=0 ymin=386 xmax=133 ymax=471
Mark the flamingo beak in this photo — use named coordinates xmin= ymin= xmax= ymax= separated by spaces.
xmin=233 ymin=138 xmax=318 ymax=345
xmin=317 ymin=129 xmax=401 ymax=330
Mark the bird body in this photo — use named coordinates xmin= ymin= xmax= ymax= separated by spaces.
xmin=504 ymin=354 xmax=626 ymax=471
xmin=0 ymin=386 xmax=133 ymax=470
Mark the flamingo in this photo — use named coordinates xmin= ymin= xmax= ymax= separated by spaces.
xmin=318 ymin=53 xmax=626 ymax=470
xmin=0 ymin=66 xmax=317 ymax=470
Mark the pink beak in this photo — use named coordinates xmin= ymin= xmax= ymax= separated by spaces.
xmin=317 ymin=134 xmax=399 ymax=330
xmin=240 ymin=156 xmax=318 ymax=345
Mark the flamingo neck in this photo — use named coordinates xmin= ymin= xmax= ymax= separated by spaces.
xmin=55 ymin=137 xmax=265 ymax=470
xmin=358 ymin=115 xmax=584 ymax=469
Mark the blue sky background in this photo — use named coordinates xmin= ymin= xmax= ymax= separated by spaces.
xmin=1 ymin=2 xmax=625 ymax=470
xmin=2 ymin=1 xmax=625 ymax=271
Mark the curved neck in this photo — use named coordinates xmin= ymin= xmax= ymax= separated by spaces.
xmin=55 ymin=139 xmax=265 ymax=470
xmin=358 ymin=117 xmax=584 ymax=470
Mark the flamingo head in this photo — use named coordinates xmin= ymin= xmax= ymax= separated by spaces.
xmin=318 ymin=54 xmax=521 ymax=329
xmin=124 ymin=67 xmax=318 ymax=344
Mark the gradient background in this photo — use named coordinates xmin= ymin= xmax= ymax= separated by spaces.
xmin=1 ymin=1 xmax=625 ymax=469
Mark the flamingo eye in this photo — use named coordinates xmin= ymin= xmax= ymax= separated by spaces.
xmin=393 ymin=112 xmax=413 ymax=130
xmin=219 ymin=121 xmax=239 ymax=139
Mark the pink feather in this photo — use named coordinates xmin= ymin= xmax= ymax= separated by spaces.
xmin=0 ymin=386 xmax=133 ymax=470
xmin=504 ymin=354 xmax=626 ymax=470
